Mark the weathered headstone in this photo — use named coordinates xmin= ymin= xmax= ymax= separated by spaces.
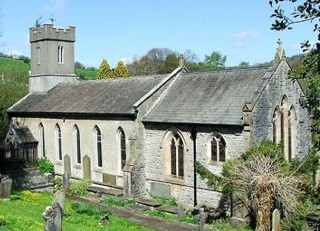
xmin=52 ymin=190 xmax=65 ymax=210
xmin=83 ymin=155 xmax=91 ymax=180
xmin=62 ymin=173 xmax=69 ymax=190
xmin=0 ymin=177 xmax=13 ymax=200
xmin=63 ymin=154 xmax=71 ymax=176
xmin=272 ymin=209 xmax=281 ymax=231
xmin=103 ymin=173 xmax=116 ymax=185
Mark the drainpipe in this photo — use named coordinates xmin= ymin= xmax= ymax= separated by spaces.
xmin=191 ymin=126 xmax=197 ymax=207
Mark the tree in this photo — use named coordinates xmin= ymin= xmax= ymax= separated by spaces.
xmin=160 ymin=53 xmax=180 ymax=74
xmin=196 ymin=141 xmax=315 ymax=230
xmin=114 ymin=61 xmax=129 ymax=78
xmin=74 ymin=61 xmax=85 ymax=69
xmin=269 ymin=0 xmax=320 ymax=151
xmin=204 ymin=51 xmax=227 ymax=70
xmin=97 ymin=59 xmax=112 ymax=80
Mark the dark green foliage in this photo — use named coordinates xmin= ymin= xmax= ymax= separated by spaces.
xmin=160 ymin=54 xmax=180 ymax=74
xmin=37 ymin=158 xmax=55 ymax=175
xmin=204 ymin=51 xmax=227 ymax=70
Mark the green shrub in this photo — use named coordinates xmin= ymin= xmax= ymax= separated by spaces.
xmin=37 ymin=158 xmax=54 ymax=175
xmin=103 ymin=196 xmax=134 ymax=207
xmin=54 ymin=177 xmax=62 ymax=190
xmin=68 ymin=179 xmax=91 ymax=196
xmin=151 ymin=196 xmax=177 ymax=206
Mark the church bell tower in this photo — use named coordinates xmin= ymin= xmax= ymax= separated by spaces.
xmin=29 ymin=23 xmax=78 ymax=93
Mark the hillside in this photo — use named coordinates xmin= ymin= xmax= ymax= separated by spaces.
xmin=0 ymin=57 xmax=97 ymax=142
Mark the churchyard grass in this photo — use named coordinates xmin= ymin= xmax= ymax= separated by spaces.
xmin=0 ymin=190 xmax=153 ymax=231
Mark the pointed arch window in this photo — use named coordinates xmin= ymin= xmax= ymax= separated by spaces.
xmin=55 ymin=124 xmax=62 ymax=161
xmin=288 ymin=106 xmax=297 ymax=160
xmin=272 ymin=106 xmax=281 ymax=144
xmin=211 ymin=133 xmax=226 ymax=162
xmin=73 ymin=125 xmax=81 ymax=164
xmin=119 ymin=128 xmax=126 ymax=170
xmin=94 ymin=126 xmax=102 ymax=168
xmin=38 ymin=123 xmax=45 ymax=158
xmin=170 ymin=134 xmax=184 ymax=177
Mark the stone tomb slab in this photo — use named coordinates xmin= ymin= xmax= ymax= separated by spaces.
xmin=150 ymin=182 xmax=171 ymax=199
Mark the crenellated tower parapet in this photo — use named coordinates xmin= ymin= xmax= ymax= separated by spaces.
xmin=29 ymin=23 xmax=78 ymax=93
xmin=30 ymin=23 xmax=75 ymax=43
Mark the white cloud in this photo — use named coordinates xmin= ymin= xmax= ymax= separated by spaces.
xmin=232 ymin=31 xmax=262 ymax=48
xmin=8 ymin=50 xmax=23 ymax=58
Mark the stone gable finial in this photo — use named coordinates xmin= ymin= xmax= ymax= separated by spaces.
xmin=276 ymin=38 xmax=285 ymax=59
xmin=179 ymin=55 xmax=185 ymax=67
xmin=273 ymin=38 xmax=286 ymax=64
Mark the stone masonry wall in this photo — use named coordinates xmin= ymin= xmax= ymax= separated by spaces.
xmin=144 ymin=124 xmax=246 ymax=208
xmin=251 ymin=61 xmax=311 ymax=158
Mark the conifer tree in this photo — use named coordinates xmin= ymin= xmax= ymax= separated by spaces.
xmin=114 ymin=61 xmax=129 ymax=78
xmin=97 ymin=59 xmax=111 ymax=80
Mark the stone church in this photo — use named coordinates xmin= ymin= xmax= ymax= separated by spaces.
xmin=3 ymin=24 xmax=311 ymax=208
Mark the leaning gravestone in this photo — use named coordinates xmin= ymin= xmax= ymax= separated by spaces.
xmin=0 ymin=176 xmax=13 ymax=200
xmin=83 ymin=155 xmax=91 ymax=180
xmin=63 ymin=154 xmax=71 ymax=176
xmin=52 ymin=190 xmax=65 ymax=210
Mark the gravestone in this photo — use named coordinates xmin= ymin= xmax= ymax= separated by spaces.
xmin=150 ymin=182 xmax=171 ymax=199
xmin=272 ymin=209 xmax=281 ymax=231
xmin=62 ymin=173 xmax=69 ymax=190
xmin=63 ymin=154 xmax=71 ymax=176
xmin=0 ymin=177 xmax=13 ymax=200
xmin=83 ymin=155 xmax=91 ymax=180
xmin=52 ymin=190 xmax=65 ymax=210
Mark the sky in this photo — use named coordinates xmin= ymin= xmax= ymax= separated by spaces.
xmin=0 ymin=0 xmax=316 ymax=68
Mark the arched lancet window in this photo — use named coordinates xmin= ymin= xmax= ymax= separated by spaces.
xmin=272 ymin=106 xmax=281 ymax=144
xmin=281 ymin=95 xmax=289 ymax=158
xmin=58 ymin=46 xmax=64 ymax=64
xmin=94 ymin=126 xmax=102 ymax=168
xmin=288 ymin=106 xmax=297 ymax=160
xmin=55 ymin=124 xmax=62 ymax=161
xmin=119 ymin=127 xmax=126 ymax=170
xmin=162 ymin=129 xmax=185 ymax=179
xmin=38 ymin=123 xmax=45 ymax=158
xmin=73 ymin=125 xmax=81 ymax=164
xmin=210 ymin=133 xmax=226 ymax=162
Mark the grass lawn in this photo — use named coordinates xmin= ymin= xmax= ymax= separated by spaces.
xmin=0 ymin=190 xmax=153 ymax=231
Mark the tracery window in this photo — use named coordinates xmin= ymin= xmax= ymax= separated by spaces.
xmin=210 ymin=133 xmax=226 ymax=162
xmin=170 ymin=134 xmax=184 ymax=177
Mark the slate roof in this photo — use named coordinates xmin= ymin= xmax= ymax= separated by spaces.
xmin=13 ymin=127 xmax=37 ymax=144
xmin=143 ymin=67 xmax=272 ymax=125
xmin=8 ymin=75 xmax=167 ymax=116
